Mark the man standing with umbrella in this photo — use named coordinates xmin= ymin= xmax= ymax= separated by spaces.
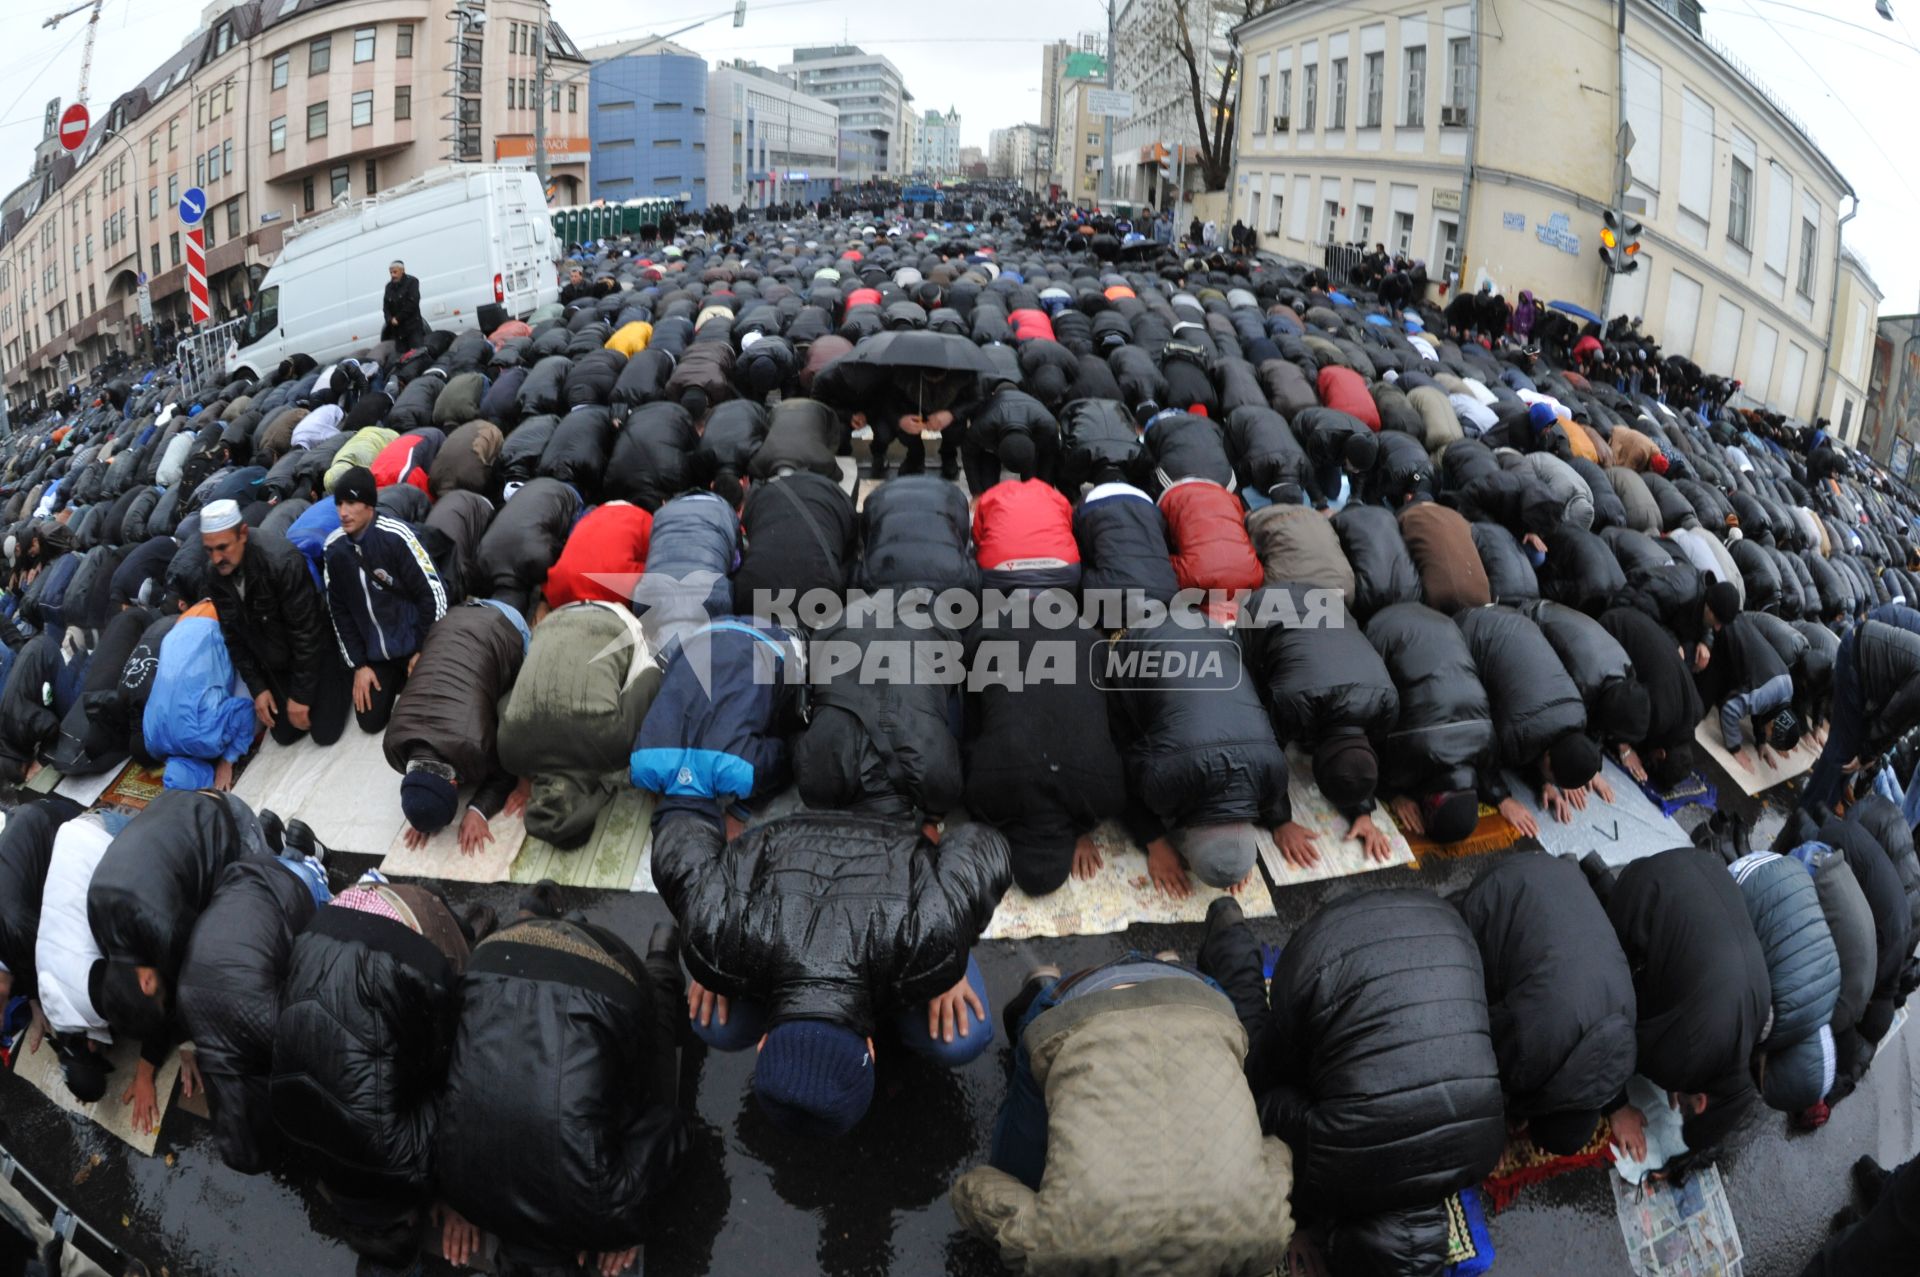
xmin=817 ymin=331 xmax=990 ymax=483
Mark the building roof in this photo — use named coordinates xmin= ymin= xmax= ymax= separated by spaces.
xmin=584 ymin=35 xmax=702 ymax=61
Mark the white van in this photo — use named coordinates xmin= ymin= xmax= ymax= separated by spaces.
xmin=225 ymin=165 xmax=558 ymax=379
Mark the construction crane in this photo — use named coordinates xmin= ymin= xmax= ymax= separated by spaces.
xmin=43 ymin=0 xmax=106 ymax=108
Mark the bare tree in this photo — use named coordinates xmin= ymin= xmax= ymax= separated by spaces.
xmin=1166 ymin=0 xmax=1275 ymax=191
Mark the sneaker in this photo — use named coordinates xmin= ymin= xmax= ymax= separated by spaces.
xmin=284 ymin=819 xmax=327 ymax=866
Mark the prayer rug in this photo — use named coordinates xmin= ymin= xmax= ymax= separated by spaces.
xmin=230 ymin=729 xmax=408 ymax=855
xmin=98 ymin=760 xmax=166 ymax=811
xmin=508 ymin=787 xmax=657 ymax=892
xmin=982 ymin=820 xmax=1278 ymax=941
xmin=12 ymin=1036 xmax=184 ymax=1157
xmin=1405 ymin=804 xmax=1520 ymax=862
xmin=1441 ymin=1188 xmax=1494 ymax=1277
xmin=1483 ymin=1122 xmax=1614 ymax=1212
xmin=1501 ymin=761 xmax=1686 ymax=868
xmin=1258 ymin=750 xmax=1416 ymax=888
xmin=379 ymin=807 xmax=529 ymax=884
xmin=1637 ymin=770 xmax=1718 ymax=817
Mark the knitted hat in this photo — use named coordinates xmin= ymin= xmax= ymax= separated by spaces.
xmin=1311 ymin=730 xmax=1378 ymax=811
xmin=754 ymin=1019 xmax=874 ymax=1137
xmin=1547 ymin=732 xmax=1603 ymax=790
xmin=400 ymin=766 xmax=460 ymax=834
xmin=998 ymin=433 xmax=1038 ymax=481
xmin=333 ymin=465 xmax=378 ymax=508
xmin=1649 ymin=451 xmax=1671 ymax=476
xmin=1705 ymin=580 xmax=1742 ymax=624
xmin=1424 ymin=789 xmax=1482 ymax=844
xmin=1343 ymin=431 xmax=1379 ymax=472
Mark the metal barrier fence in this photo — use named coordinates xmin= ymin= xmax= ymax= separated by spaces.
xmin=177 ymin=317 xmax=247 ymax=395
xmin=1318 ymin=241 xmax=1368 ymax=283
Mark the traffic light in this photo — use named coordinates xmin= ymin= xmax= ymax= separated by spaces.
xmin=1599 ymin=209 xmax=1642 ymax=274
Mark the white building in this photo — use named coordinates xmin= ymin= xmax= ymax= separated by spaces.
xmin=706 ymin=61 xmax=840 ymax=209
xmin=912 ymin=108 xmax=962 ymax=179
xmin=781 ymin=45 xmax=913 ymax=177
xmin=1230 ymin=0 xmax=1861 ymax=421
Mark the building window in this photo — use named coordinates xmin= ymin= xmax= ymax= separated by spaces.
xmin=1255 ymin=75 xmax=1268 ymax=134
xmin=1269 ymin=194 xmax=1283 ymax=234
xmin=223 ymin=138 xmax=233 ymax=174
xmin=309 ymin=36 xmax=330 ymax=75
xmin=568 ymin=85 xmax=577 ymax=112
xmin=169 ymin=232 xmax=181 ymax=266
xmin=197 ymin=93 xmax=207 ymax=129
xmin=330 ymin=164 xmax=350 ymax=202
xmin=551 ymin=85 xmax=560 ymax=113
xmin=1301 ymin=63 xmax=1318 ymax=131
xmin=270 ymin=115 xmax=287 ymax=152
xmin=395 ymin=86 xmax=411 ymax=120
xmin=210 ymin=145 xmax=223 ymax=182
xmin=1356 ymin=204 xmax=1374 ymax=242
xmin=1276 ymin=68 xmax=1291 ymax=127
xmin=85 ymin=235 xmax=93 ymax=263
xmin=168 ymin=116 xmax=178 ymax=150
xmin=214 ymin=18 xmax=235 ymax=55
xmin=1403 ymin=46 xmax=1426 ymax=127
xmin=196 ymin=154 xmax=206 ymax=186
xmin=1322 ymin=200 xmax=1340 ymax=242
xmin=303 ymin=176 xmax=315 ymax=212
xmin=1363 ymin=51 xmax=1384 ymax=127
xmin=1330 ymin=58 xmax=1347 ymax=129
xmin=1797 ymin=217 xmax=1817 ymax=296
xmin=308 ymin=102 xmax=328 ymax=139
xmin=151 ymin=243 xmax=161 ymax=276
xmin=352 ymin=90 xmax=373 ymax=127
xmin=1447 ymin=37 xmax=1471 ymax=113
xmin=1393 ymin=209 xmax=1414 ymax=256
xmin=353 ymin=27 xmax=375 ymax=63
xmin=397 ymin=24 xmax=413 ymax=57
xmin=148 ymin=134 xmax=158 ymax=164
xmin=205 ymin=215 xmax=215 ymax=250
xmin=227 ymin=199 xmax=241 ymax=238
xmin=226 ymin=80 xmax=236 ymax=113
xmin=366 ymin=159 xmax=377 ymax=194
xmin=148 ymin=187 xmax=158 ymax=218
xmin=168 ymin=174 xmax=179 ymax=204
xmin=1728 ymin=155 xmax=1752 ymax=248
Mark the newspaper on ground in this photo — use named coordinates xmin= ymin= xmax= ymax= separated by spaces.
xmin=1611 ymin=1162 xmax=1744 ymax=1277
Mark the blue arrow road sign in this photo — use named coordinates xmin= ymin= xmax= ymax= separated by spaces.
xmin=178 ymin=187 xmax=206 ymax=225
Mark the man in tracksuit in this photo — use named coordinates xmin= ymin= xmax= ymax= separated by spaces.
xmin=322 ymin=466 xmax=447 ymax=734
xmin=1701 ymin=581 xmax=1802 ymax=775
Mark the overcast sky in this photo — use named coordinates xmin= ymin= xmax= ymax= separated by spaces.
xmin=2 ymin=0 xmax=1916 ymax=313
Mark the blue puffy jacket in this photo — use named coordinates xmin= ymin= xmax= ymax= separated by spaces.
xmin=1728 ymin=850 xmax=1841 ymax=1050
xmin=285 ymin=498 xmax=341 ymax=592
xmin=631 ymin=620 xmax=798 ymax=815
xmin=143 ymin=612 xmax=255 ymax=790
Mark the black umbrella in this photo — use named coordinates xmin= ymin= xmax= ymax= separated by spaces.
xmin=825 ymin=330 xmax=996 ymax=418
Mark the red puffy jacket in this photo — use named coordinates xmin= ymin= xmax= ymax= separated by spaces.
xmin=543 ymin=502 xmax=654 ymax=608
xmin=1159 ymin=480 xmax=1262 ymax=619
xmin=370 ymin=431 xmax=440 ymax=494
xmin=1316 ymin=365 xmax=1381 ymax=431
xmin=1009 ymin=309 xmax=1057 ymax=344
xmin=973 ymin=479 xmax=1079 ymax=572
xmin=844 ymin=287 xmax=884 ymax=311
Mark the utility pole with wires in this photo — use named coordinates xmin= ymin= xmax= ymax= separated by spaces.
xmin=42 ymin=0 xmax=105 ymax=107
xmin=1102 ymin=0 xmax=1117 ymax=205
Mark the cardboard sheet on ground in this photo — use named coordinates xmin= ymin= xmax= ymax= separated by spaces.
xmin=1258 ymin=753 xmax=1415 ymax=888
xmin=508 ymin=788 xmax=657 ymax=892
xmin=230 ymin=730 xmax=408 ymax=855
xmin=982 ymin=820 xmax=1278 ymax=941
xmin=378 ymin=805 xmax=529 ymax=883
xmin=1501 ymin=761 xmax=1686 ymax=868
xmin=52 ymin=762 xmax=125 ymax=808
xmin=13 ymin=1037 xmax=184 ymax=1157
xmin=1694 ymin=716 xmax=1819 ymax=796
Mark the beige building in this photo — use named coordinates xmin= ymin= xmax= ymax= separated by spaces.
xmin=0 ymin=0 xmax=588 ymax=402
xmin=1055 ymin=78 xmax=1109 ymax=206
xmin=1821 ymin=248 xmax=1883 ymax=446
xmin=1231 ymin=0 xmax=1858 ymax=421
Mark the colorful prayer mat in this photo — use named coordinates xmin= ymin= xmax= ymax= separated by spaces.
xmin=1405 ymin=804 xmax=1520 ymax=861
xmin=1483 ymin=1121 xmax=1615 ymax=1212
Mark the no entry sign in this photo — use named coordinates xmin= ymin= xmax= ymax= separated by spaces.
xmin=57 ymin=103 xmax=89 ymax=152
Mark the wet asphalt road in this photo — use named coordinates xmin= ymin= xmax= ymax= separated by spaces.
xmin=2 ymin=754 xmax=1916 ymax=1276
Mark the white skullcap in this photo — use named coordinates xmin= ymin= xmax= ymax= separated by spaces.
xmin=201 ymin=499 xmax=244 ymax=534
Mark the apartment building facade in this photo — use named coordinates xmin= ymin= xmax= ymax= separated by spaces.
xmin=0 ymin=0 xmax=587 ymax=402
